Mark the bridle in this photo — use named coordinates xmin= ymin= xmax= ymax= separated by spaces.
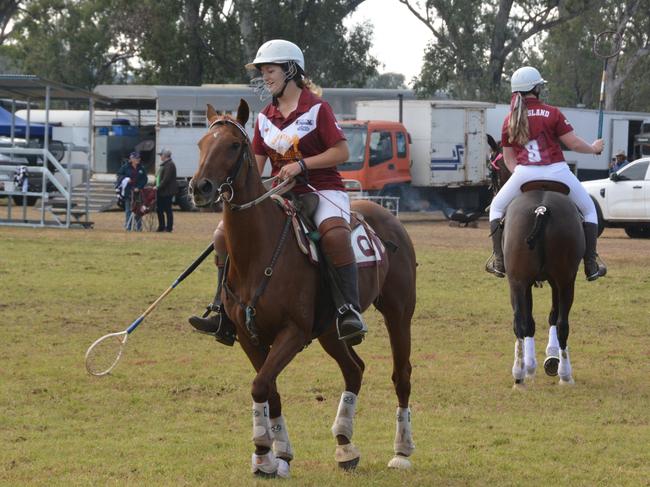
xmin=200 ymin=117 xmax=292 ymax=211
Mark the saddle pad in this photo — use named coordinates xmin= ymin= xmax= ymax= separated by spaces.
xmin=297 ymin=218 xmax=385 ymax=267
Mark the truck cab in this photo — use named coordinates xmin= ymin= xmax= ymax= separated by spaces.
xmin=338 ymin=120 xmax=411 ymax=193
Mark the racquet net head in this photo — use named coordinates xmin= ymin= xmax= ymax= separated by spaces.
xmin=593 ymin=31 xmax=622 ymax=59
xmin=85 ymin=331 xmax=128 ymax=376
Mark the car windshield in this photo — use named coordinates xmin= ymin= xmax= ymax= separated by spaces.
xmin=338 ymin=127 xmax=366 ymax=171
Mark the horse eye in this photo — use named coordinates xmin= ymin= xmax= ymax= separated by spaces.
xmin=231 ymin=142 xmax=241 ymax=150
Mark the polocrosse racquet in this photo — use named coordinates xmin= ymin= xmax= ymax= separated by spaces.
xmin=593 ymin=30 xmax=622 ymax=139
xmin=85 ymin=242 xmax=214 ymax=376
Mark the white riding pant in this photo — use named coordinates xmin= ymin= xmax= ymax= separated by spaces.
xmin=489 ymin=162 xmax=597 ymax=224
xmin=313 ymin=190 xmax=351 ymax=226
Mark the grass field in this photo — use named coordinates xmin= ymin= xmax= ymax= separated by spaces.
xmin=1 ymin=210 xmax=649 ymax=486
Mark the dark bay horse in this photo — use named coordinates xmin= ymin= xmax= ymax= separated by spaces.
xmin=503 ymin=183 xmax=584 ymax=388
xmin=189 ymin=100 xmax=417 ymax=476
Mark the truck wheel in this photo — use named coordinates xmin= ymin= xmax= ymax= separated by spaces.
xmin=624 ymin=225 xmax=650 ymax=239
xmin=175 ymin=186 xmax=195 ymax=211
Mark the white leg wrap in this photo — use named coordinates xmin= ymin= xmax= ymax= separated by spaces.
xmin=331 ymin=391 xmax=357 ymax=440
xmin=558 ymin=347 xmax=574 ymax=383
xmin=251 ymin=451 xmax=279 ymax=475
xmin=546 ymin=326 xmax=559 ymax=356
xmin=334 ymin=443 xmax=361 ymax=463
xmin=270 ymin=415 xmax=293 ymax=461
xmin=524 ymin=336 xmax=537 ymax=375
xmin=393 ymin=407 xmax=415 ymax=457
xmin=512 ymin=339 xmax=525 ymax=381
xmin=252 ymin=401 xmax=273 ymax=448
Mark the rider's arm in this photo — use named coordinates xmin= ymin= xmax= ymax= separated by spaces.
xmin=502 ymin=146 xmax=518 ymax=173
xmin=303 ymin=140 xmax=349 ymax=169
xmin=560 ymin=131 xmax=604 ymax=154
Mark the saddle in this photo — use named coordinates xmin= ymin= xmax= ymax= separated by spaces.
xmin=271 ymin=193 xmax=386 ymax=268
xmin=520 ymin=180 xmax=570 ymax=195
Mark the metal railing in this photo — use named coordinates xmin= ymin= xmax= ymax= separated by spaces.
xmin=0 ymin=146 xmax=75 ymax=227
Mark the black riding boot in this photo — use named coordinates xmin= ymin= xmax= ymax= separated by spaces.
xmin=583 ymin=222 xmax=607 ymax=281
xmin=188 ymin=266 xmax=236 ymax=346
xmin=485 ymin=220 xmax=505 ymax=277
xmin=333 ymin=263 xmax=367 ymax=346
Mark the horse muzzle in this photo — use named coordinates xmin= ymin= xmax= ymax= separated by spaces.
xmin=189 ymin=177 xmax=218 ymax=207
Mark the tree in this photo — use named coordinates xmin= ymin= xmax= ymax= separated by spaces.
xmin=365 ymin=72 xmax=406 ymax=89
xmin=8 ymin=0 xmax=136 ymax=88
xmin=402 ymin=0 xmax=602 ymax=102
xmin=541 ymin=0 xmax=650 ymax=111
xmin=0 ymin=0 xmax=21 ymax=45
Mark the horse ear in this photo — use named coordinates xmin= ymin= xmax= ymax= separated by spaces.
xmin=207 ymin=104 xmax=218 ymax=125
xmin=236 ymin=99 xmax=249 ymax=127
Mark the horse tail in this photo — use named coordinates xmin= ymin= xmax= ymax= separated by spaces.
xmin=525 ymin=205 xmax=549 ymax=250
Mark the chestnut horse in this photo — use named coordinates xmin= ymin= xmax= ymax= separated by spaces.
xmin=503 ymin=183 xmax=584 ymax=388
xmin=189 ymin=100 xmax=416 ymax=477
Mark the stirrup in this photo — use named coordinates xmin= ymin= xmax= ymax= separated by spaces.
xmin=585 ymin=260 xmax=607 ymax=281
xmin=336 ymin=305 xmax=367 ymax=346
xmin=485 ymin=255 xmax=505 ymax=278
xmin=188 ymin=307 xmax=236 ymax=346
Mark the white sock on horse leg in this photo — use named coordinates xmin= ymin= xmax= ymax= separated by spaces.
xmin=547 ymin=326 xmax=559 ymax=353
xmin=331 ymin=391 xmax=357 ymax=440
xmin=524 ymin=336 xmax=537 ymax=371
xmin=558 ymin=347 xmax=572 ymax=380
xmin=394 ymin=407 xmax=415 ymax=456
xmin=270 ymin=415 xmax=294 ymax=461
xmin=512 ymin=339 xmax=525 ymax=381
xmin=252 ymin=401 xmax=273 ymax=448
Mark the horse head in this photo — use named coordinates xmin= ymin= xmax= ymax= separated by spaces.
xmin=190 ymin=99 xmax=253 ymax=207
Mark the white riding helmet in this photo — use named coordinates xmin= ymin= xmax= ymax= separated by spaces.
xmin=245 ymin=39 xmax=305 ymax=71
xmin=510 ymin=66 xmax=546 ymax=93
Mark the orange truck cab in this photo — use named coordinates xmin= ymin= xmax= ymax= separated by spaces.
xmin=338 ymin=120 xmax=411 ymax=193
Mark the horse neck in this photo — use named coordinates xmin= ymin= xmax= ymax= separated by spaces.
xmin=222 ymin=151 xmax=285 ymax=274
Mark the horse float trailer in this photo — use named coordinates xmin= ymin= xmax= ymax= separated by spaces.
xmin=338 ymin=99 xmax=494 ymax=217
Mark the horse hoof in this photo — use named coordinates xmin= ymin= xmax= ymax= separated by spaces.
xmin=512 ymin=381 xmax=527 ymax=391
xmin=544 ymin=356 xmax=559 ymax=376
xmin=277 ymin=459 xmax=290 ymax=478
xmin=338 ymin=457 xmax=360 ymax=471
xmin=253 ymin=469 xmax=277 ymax=479
xmin=559 ymin=377 xmax=575 ymax=386
xmin=388 ymin=455 xmax=412 ymax=469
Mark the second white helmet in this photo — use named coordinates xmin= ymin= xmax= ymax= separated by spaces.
xmin=245 ymin=39 xmax=305 ymax=71
xmin=510 ymin=66 xmax=546 ymax=93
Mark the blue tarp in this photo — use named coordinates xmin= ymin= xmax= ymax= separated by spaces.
xmin=0 ymin=106 xmax=51 ymax=138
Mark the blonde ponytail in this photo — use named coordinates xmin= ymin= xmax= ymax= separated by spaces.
xmin=507 ymin=92 xmax=530 ymax=146
xmin=298 ymin=76 xmax=322 ymax=97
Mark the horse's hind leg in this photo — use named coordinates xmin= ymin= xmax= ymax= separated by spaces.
xmin=544 ymin=283 xmax=561 ymax=376
xmin=318 ymin=331 xmax=364 ymax=471
xmin=509 ymin=281 xmax=532 ymax=388
xmin=523 ymin=286 xmax=538 ymax=378
xmin=375 ymin=293 xmax=415 ymax=469
xmin=556 ymin=281 xmax=576 ymax=385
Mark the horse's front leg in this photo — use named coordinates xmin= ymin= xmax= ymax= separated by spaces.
xmin=247 ymin=326 xmax=306 ymax=478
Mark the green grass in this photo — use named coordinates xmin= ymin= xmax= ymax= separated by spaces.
xmin=1 ymin=217 xmax=649 ymax=486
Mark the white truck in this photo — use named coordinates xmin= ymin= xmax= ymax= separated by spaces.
xmin=582 ymin=156 xmax=650 ymax=238
xmin=340 ymin=99 xmax=494 ymax=217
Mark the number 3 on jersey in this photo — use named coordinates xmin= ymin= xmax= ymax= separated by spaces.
xmin=525 ymin=140 xmax=542 ymax=163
